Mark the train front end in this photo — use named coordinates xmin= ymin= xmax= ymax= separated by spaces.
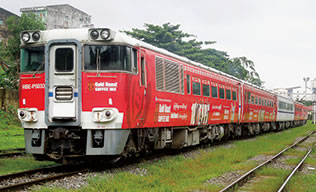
xmin=18 ymin=28 xmax=138 ymax=162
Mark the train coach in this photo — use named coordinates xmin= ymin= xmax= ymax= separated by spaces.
xmin=17 ymin=28 xmax=307 ymax=162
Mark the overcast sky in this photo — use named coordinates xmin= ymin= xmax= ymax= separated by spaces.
xmin=1 ymin=0 xmax=315 ymax=91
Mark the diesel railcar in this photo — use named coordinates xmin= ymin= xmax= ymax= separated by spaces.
xmin=17 ymin=28 xmax=308 ymax=162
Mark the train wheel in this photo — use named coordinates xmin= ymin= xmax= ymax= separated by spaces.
xmin=254 ymin=123 xmax=260 ymax=135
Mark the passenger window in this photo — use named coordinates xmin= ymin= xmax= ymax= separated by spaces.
xmin=255 ymin=97 xmax=258 ymax=105
xmin=55 ymin=48 xmax=73 ymax=72
xmin=132 ymin=48 xmax=138 ymax=73
xmin=192 ymin=82 xmax=201 ymax=95
xmin=186 ymin=75 xmax=191 ymax=94
xmin=232 ymin=91 xmax=237 ymax=101
xmin=251 ymin=96 xmax=254 ymax=104
xmin=203 ymin=84 xmax=210 ymax=97
xmin=248 ymin=92 xmax=251 ymax=103
xmin=212 ymin=86 xmax=218 ymax=98
xmin=141 ymin=57 xmax=145 ymax=85
xmin=226 ymin=89 xmax=231 ymax=100
xmin=259 ymin=98 xmax=262 ymax=105
xmin=219 ymin=88 xmax=225 ymax=99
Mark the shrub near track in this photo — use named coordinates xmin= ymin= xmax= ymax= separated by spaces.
xmin=33 ymin=122 xmax=316 ymax=192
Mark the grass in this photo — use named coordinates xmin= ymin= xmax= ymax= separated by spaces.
xmin=30 ymin=121 xmax=316 ymax=192
xmin=0 ymin=109 xmax=57 ymax=176
xmin=286 ymin=140 xmax=316 ymax=192
xmin=0 ymin=155 xmax=56 ymax=175
xmin=0 ymin=109 xmax=24 ymax=150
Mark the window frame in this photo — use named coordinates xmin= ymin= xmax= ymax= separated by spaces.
xmin=192 ymin=81 xmax=201 ymax=96
xmin=232 ymin=91 xmax=237 ymax=101
xmin=55 ymin=47 xmax=74 ymax=73
xmin=202 ymin=84 xmax=210 ymax=97
xmin=186 ymin=74 xmax=191 ymax=95
xmin=82 ymin=44 xmax=137 ymax=74
xmin=219 ymin=87 xmax=225 ymax=99
xmin=226 ymin=88 xmax=231 ymax=100
xmin=212 ymin=85 xmax=218 ymax=98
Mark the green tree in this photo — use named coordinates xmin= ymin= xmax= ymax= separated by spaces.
xmin=123 ymin=23 xmax=263 ymax=86
xmin=0 ymin=13 xmax=45 ymax=89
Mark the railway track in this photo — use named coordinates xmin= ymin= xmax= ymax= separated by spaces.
xmin=0 ymin=148 xmax=25 ymax=158
xmin=277 ymin=143 xmax=316 ymax=192
xmin=0 ymin=164 xmax=88 ymax=191
xmin=219 ymin=131 xmax=316 ymax=192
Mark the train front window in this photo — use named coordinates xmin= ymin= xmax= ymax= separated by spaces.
xmin=21 ymin=46 xmax=45 ymax=72
xmin=84 ymin=45 xmax=132 ymax=72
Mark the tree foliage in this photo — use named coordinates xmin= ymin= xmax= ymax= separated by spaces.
xmin=123 ymin=23 xmax=263 ymax=86
xmin=0 ymin=13 xmax=45 ymax=89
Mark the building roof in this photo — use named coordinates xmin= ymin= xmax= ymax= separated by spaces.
xmin=0 ymin=7 xmax=19 ymax=17
xmin=20 ymin=4 xmax=90 ymax=17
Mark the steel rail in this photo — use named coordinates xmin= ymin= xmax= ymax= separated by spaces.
xmin=0 ymin=148 xmax=25 ymax=153
xmin=277 ymin=143 xmax=316 ymax=192
xmin=0 ymin=165 xmax=87 ymax=191
xmin=219 ymin=131 xmax=315 ymax=192
xmin=0 ymin=165 xmax=65 ymax=181
xmin=0 ymin=152 xmax=25 ymax=158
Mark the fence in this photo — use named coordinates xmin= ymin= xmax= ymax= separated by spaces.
xmin=0 ymin=88 xmax=19 ymax=112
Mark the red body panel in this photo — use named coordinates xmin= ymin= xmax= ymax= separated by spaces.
xmin=19 ymin=73 xmax=45 ymax=111
xmin=19 ymin=47 xmax=307 ymax=129
xmin=241 ymin=84 xmax=277 ymax=123
xmin=295 ymin=103 xmax=308 ymax=121
xmin=81 ymin=48 xmax=241 ymax=129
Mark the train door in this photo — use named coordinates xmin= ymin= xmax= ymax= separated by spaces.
xmin=135 ymin=49 xmax=148 ymax=127
xmin=47 ymin=44 xmax=79 ymax=123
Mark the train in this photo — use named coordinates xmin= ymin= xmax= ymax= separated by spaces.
xmin=17 ymin=28 xmax=309 ymax=162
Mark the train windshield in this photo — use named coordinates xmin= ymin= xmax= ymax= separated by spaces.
xmin=84 ymin=45 xmax=132 ymax=72
xmin=20 ymin=46 xmax=45 ymax=72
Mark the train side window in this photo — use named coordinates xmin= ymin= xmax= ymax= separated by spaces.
xmin=192 ymin=82 xmax=201 ymax=95
xmin=244 ymin=92 xmax=247 ymax=103
xmin=226 ymin=89 xmax=231 ymax=100
xmin=203 ymin=84 xmax=210 ymax=97
xmin=255 ymin=96 xmax=258 ymax=105
xmin=186 ymin=75 xmax=191 ymax=94
xmin=219 ymin=88 xmax=225 ymax=99
xmin=141 ymin=57 xmax=145 ymax=85
xmin=259 ymin=98 xmax=262 ymax=105
xmin=212 ymin=86 xmax=218 ymax=98
xmin=55 ymin=48 xmax=74 ymax=72
xmin=248 ymin=92 xmax=251 ymax=103
xmin=251 ymin=96 xmax=254 ymax=104
xmin=232 ymin=91 xmax=237 ymax=101
xmin=132 ymin=48 xmax=138 ymax=73
xmin=180 ymin=66 xmax=184 ymax=94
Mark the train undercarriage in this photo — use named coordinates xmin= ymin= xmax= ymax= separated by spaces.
xmin=27 ymin=120 xmax=307 ymax=163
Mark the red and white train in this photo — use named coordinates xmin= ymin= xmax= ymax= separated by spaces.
xmin=18 ymin=28 xmax=309 ymax=162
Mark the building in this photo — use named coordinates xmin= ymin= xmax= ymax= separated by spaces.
xmin=272 ymin=88 xmax=289 ymax=98
xmin=0 ymin=8 xmax=19 ymax=44
xmin=20 ymin=4 xmax=92 ymax=29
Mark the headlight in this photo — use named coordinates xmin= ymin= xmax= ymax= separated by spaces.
xmin=90 ymin=30 xmax=99 ymax=40
xmin=93 ymin=108 xmax=118 ymax=122
xmin=17 ymin=108 xmax=38 ymax=122
xmin=32 ymin=32 xmax=40 ymax=41
xmin=100 ymin=29 xmax=110 ymax=40
xmin=88 ymin=28 xmax=115 ymax=41
xmin=19 ymin=111 xmax=26 ymax=119
xmin=21 ymin=32 xmax=30 ymax=42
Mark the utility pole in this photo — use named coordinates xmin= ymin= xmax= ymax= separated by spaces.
xmin=303 ymin=77 xmax=310 ymax=100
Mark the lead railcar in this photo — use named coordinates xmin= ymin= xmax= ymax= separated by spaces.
xmin=18 ymin=28 xmax=307 ymax=162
